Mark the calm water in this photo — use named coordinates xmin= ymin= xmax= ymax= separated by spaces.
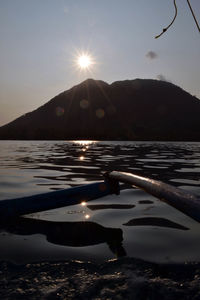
xmin=0 ymin=140 xmax=200 ymax=264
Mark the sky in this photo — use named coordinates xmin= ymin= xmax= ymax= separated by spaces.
xmin=0 ymin=0 xmax=200 ymax=126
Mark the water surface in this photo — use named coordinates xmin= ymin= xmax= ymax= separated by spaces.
xmin=0 ymin=140 xmax=200 ymax=264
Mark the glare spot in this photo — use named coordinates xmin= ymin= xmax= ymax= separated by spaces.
xmin=79 ymin=156 xmax=84 ymax=161
xmin=73 ymin=50 xmax=97 ymax=74
xmin=72 ymin=140 xmax=97 ymax=146
xmin=56 ymin=107 xmax=64 ymax=117
xmin=85 ymin=214 xmax=90 ymax=219
xmin=80 ymin=99 xmax=89 ymax=109
xmin=81 ymin=201 xmax=86 ymax=206
xmin=96 ymin=108 xmax=105 ymax=119
xmin=76 ymin=54 xmax=93 ymax=70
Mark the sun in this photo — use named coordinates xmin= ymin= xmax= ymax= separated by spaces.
xmin=72 ymin=50 xmax=96 ymax=73
xmin=78 ymin=55 xmax=91 ymax=68
xmin=76 ymin=54 xmax=93 ymax=70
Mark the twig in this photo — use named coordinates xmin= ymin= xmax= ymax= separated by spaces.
xmin=186 ymin=0 xmax=200 ymax=33
xmin=155 ymin=0 xmax=178 ymax=39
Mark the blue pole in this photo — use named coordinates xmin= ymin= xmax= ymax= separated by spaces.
xmin=0 ymin=180 xmax=119 ymax=218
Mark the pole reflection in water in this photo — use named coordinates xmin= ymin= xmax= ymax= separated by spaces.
xmin=123 ymin=217 xmax=189 ymax=230
xmin=0 ymin=217 xmax=126 ymax=258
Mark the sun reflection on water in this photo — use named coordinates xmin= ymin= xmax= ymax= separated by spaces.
xmin=71 ymin=140 xmax=97 ymax=146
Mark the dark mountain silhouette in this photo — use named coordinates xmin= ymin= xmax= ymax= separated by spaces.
xmin=0 ymin=78 xmax=200 ymax=141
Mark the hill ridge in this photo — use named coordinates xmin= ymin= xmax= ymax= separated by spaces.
xmin=0 ymin=78 xmax=200 ymax=141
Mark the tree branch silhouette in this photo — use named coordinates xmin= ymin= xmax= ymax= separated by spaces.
xmin=186 ymin=0 xmax=200 ymax=33
xmin=155 ymin=0 xmax=177 ymax=39
xmin=155 ymin=0 xmax=200 ymax=39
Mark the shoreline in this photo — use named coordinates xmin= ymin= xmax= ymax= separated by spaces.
xmin=1 ymin=258 xmax=200 ymax=299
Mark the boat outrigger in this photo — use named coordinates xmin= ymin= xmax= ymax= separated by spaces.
xmin=0 ymin=171 xmax=200 ymax=223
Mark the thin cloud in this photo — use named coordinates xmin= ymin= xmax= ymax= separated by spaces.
xmin=64 ymin=6 xmax=69 ymax=14
xmin=156 ymin=74 xmax=172 ymax=83
xmin=156 ymin=74 xmax=167 ymax=81
xmin=146 ymin=51 xmax=158 ymax=60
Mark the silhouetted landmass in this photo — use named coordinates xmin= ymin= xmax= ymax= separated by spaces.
xmin=0 ymin=78 xmax=200 ymax=140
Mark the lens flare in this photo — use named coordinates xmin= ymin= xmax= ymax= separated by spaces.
xmin=77 ymin=55 xmax=92 ymax=69
xmin=73 ymin=51 xmax=95 ymax=71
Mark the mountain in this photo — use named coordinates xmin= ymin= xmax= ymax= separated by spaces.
xmin=0 ymin=78 xmax=200 ymax=141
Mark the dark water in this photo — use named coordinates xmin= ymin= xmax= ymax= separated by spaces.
xmin=0 ymin=140 xmax=200 ymax=264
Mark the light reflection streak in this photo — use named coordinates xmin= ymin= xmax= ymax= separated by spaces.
xmin=71 ymin=140 xmax=97 ymax=146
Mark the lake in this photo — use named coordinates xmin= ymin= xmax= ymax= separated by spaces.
xmin=0 ymin=140 xmax=200 ymax=265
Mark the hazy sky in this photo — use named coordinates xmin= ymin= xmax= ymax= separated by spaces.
xmin=0 ymin=0 xmax=200 ymax=126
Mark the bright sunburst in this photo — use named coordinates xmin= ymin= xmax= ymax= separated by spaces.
xmin=77 ymin=55 xmax=92 ymax=69
xmin=75 ymin=52 xmax=94 ymax=71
